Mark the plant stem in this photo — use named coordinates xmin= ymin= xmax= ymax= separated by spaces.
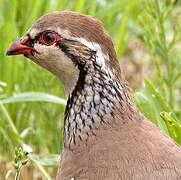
xmin=15 ymin=170 xmax=20 ymax=180
xmin=0 ymin=103 xmax=24 ymax=145
xmin=0 ymin=103 xmax=19 ymax=135
xmin=34 ymin=163 xmax=52 ymax=180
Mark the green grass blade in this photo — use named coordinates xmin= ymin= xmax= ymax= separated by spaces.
xmin=29 ymin=154 xmax=59 ymax=168
xmin=0 ymin=92 xmax=66 ymax=105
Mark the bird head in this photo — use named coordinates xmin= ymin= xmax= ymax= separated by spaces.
xmin=6 ymin=11 xmax=121 ymax=96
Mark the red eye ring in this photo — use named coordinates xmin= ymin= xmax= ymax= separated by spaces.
xmin=39 ymin=30 xmax=61 ymax=46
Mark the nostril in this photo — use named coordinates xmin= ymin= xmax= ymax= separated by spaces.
xmin=20 ymin=35 xmax=34 ymax=47
xmin=20 ymin=35 xmax=30 ymax=45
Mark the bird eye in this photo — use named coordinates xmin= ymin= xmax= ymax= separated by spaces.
xmin=40 ymin=31 xmax=61 ymax=46
xmin=43 ymin=32 xmax=55 ymax=44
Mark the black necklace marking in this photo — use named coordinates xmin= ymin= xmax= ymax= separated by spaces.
xmin=57 ymin=39 xmax=123 ymax=149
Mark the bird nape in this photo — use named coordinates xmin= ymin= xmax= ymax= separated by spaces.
xmin=6 ymin=11 xmax=181 ymax=180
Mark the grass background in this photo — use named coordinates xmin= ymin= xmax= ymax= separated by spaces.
xmin=0 ymin=0 xmax=181 ymax=179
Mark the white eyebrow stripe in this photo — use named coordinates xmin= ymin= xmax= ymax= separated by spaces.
xmin=28 ymin=28 xmax=41 ymax=39
xmin=55 ymin=27 xmax=110 ymax=67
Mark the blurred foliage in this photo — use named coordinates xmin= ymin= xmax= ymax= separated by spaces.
xmin=0 ymin=0 xmax=180 ymax=179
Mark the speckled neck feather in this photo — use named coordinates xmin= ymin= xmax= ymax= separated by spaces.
xmin=59 ymin=42 xmax=123 ymax=149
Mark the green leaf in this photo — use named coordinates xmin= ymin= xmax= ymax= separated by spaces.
xmin=154 ymin=41 xmax=167 ymax=59
xmin=144 ymin=80 xmax=170 ymax=112
xmin=132 ymin=92 xmax=159 ymax=126
xmin=0 ymin=92 xmax=66 ymax=105
xmin=29 ymin=154 xmax=59 ymax=168
xmin=132 ymin=92 xmax=168 ymax=133
xmin=20 ymin=128 xmax=32 ymax=138
xmin=160 ymin=111 xmax=181 ymax=145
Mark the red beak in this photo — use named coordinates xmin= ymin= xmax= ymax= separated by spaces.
xmin=6 ymin=36 xmax=34 ymax=56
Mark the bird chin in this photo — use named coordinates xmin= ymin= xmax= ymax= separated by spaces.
xmin=24 ymin=54 xmax=29 ymax=58
xmin=24 ymin=54 xmax=34 ymax=60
